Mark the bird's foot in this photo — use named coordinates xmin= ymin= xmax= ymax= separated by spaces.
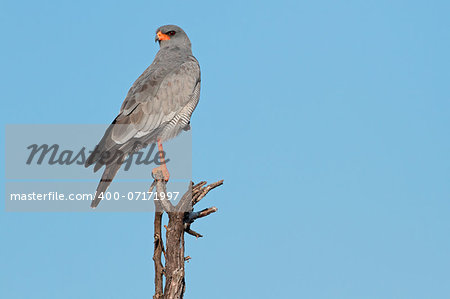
xmin=152 ymin=165 xmax=170 ymax=182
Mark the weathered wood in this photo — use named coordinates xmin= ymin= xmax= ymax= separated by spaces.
xmin=150 ymin=181 xmax=164 ymax=299
xmin=163 ymin=210 xmax=186 ymax=298
xmin=152 ymin=171 xmax=223 ymax=299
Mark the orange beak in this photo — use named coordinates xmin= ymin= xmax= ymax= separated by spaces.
xmin=156 ymin=31 xmax=170 ymax=41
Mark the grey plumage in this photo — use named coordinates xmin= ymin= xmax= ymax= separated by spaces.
xmin=86 ymin=25 xmax=201 ymax=208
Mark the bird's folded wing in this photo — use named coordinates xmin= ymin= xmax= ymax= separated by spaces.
xmin=111 ymin=58 xmax=200 ymax=145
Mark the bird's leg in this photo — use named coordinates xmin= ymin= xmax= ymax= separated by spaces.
xmin=152 ymin=139 xmax=170 ymax=181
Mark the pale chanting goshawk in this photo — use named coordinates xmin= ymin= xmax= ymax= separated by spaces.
xmin=85 ymin=25 xmax=201 ymax=208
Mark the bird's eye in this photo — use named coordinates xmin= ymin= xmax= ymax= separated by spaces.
xmin=167 ymin=31 xmax=176 ymax=36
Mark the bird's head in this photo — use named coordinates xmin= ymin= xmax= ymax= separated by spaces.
xmin=155 ymin=25 xmax=191 ymax=48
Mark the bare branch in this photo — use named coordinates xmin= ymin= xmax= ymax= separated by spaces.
xmin=192 ymin=181 xmax=207 ymax=191
xmin=153 ymin=208 xmax=164 ymax=298
xmin=152 ymin=177 xmax=223 ymax=298
xmin=192 ymin=180 xmax=224 ymax=206
xmin=185 ymin=207 xmax=218 ymax=223
xmin=196 ymin=207 xmax=218 ymax=218
xmin=153 ymin=170 xmax=174 ymax=213
xmin=184 ymin=224 xmax=203 ymax=238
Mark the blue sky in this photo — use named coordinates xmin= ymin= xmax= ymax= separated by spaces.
xmin=1 ymin=0 xmax=450 ymax=298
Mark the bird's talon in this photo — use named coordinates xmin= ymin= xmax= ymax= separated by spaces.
xmin=152 ymin=165 xmax=170 ymax=182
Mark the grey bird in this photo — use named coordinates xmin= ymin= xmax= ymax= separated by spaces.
xmin=85 ymin=25 xmax=201 ymax=208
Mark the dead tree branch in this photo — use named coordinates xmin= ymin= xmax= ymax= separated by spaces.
xmin=152 ymin=171 xmax=223 ymax=299
xmin=150 ymin=182 xmax=164 ymax=299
